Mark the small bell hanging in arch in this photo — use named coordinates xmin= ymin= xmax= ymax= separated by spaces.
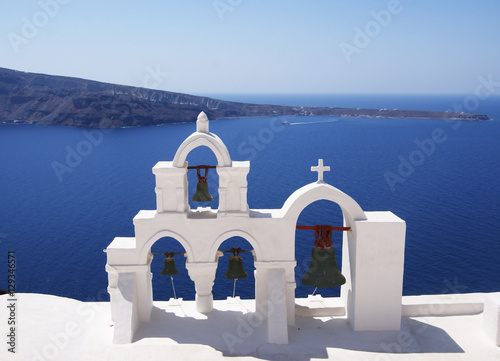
xmin=161 ymin=253 xmax=179 ymax=276
xmin=224 ymin=248 xmax=248 ymax=280
xmin=224 ymin=247 xmax=248 ymax=298
xmin=192 ymin=166 xmax=213 ymax=202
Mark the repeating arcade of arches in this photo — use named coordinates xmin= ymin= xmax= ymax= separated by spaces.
xmin=151 ymin=235 xmax=256 ymax=299
xmin=149 ymin=211 xmax=347 ymax=300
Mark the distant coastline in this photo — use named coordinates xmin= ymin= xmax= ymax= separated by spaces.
xmin=0 ymin=67 xmax=489 ymax=128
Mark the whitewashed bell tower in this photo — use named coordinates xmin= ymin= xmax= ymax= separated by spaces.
xmin=105 ymin=112 xmax=407 ymax=344
xmin=154 ymin=112 xmax=249 ymax=215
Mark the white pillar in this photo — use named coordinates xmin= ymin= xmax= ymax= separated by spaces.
xmin=484 ymin=292 xmax=500 ymax=346
xmin=111 ymin=272 xmax=138 ymax=344
xmin=186 ymin=262 xmax=218 ymax=313
xmin=152 ymin=162 xmax=188 ymax=213
xmin=267 ymin=268 xmax=288 ymax=344
xmin=284 ymin=263 xmax=296 ymax=326
xmin=255 ymin=261 xmax=296 ymax=325
xmin=106 ymin=265 xmax=118 ymax=322
xmin=217 ymin=161 xmax=250 ymax=215
xmin=254 ymin=264 xmax=268 ymax=320
xmin=344 ymin=211 xmax=406 ymax=331
xmin=135 ymin=263 xmax=153 ymax=322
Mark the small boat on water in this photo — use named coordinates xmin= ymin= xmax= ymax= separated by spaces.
xmin=282 ymin=121 xmax=291 ymax=125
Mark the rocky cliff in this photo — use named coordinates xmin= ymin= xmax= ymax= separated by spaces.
xmin=0 ymin=67 xmax=489 ymax=128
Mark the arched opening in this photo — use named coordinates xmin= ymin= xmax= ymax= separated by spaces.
xmin=150 ymin=236 xmax=195 ymax=301
xmin=186 ymin=146 xmax=220 ymax=210
xmin=172 ymin=131 xmax=232 ymax=168
xmin=212 ymin=236 xmax=256 ymax=300
xmin=281 ymin=182 xmax=365 ymax=303
xmin=295 ymin=200 xmax=346 ymax=298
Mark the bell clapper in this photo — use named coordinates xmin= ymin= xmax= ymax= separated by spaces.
xmin=170 ymin=276 xmax=177 ymax=300
xmin=232 ymin=279 xmax=237 ymax=299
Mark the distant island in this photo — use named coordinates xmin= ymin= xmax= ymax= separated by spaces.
xmin=0 ymin=67 xmax=489 ymax=128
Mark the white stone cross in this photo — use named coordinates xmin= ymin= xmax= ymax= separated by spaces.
xmin=311 ymin=159 xmax=330 ymax=183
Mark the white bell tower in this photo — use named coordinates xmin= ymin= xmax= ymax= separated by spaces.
xmin=105 ymin=112 xmax=407 ymax=345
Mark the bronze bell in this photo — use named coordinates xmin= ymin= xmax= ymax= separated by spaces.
xmin=161 ymin=254 xmax=179 ymax=276
xmin=192 ymin=182 xmax=213 ymax=202
xmin=192 ymin=166 xmax=213 ymax=202
xmin=224 ymin=255 xmax=248 ymax=280
xmin=301 ymin=247 xmax=346 ymax=288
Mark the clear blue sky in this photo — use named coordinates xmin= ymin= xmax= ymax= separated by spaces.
xmin=1 ymin=0 xmax=499 ymax=95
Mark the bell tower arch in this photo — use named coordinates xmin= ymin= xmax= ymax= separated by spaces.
xmin=153 ymin=112 xmax=249 ymax=215
xmin=172 ymin=112 xmax=232 ymax=168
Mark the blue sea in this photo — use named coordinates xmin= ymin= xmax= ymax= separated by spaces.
xmin=1 ymin=93 xmax=499 ymax=302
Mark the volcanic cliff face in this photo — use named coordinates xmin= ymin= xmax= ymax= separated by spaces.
xmin=0 ymin=67 xmax=489 ymax=128
xmin=0 ymin=67 xmax=252 ymax=127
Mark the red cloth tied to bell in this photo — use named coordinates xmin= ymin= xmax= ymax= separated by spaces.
xmin=314 ymin=225 xmax=333 ymax=248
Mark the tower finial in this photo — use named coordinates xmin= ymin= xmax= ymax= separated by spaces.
xmin=196 ymin=111 xmax=209 ymax=133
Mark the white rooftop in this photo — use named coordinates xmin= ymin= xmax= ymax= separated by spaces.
xmin=4 ymin=292 xmax=499 ymax=361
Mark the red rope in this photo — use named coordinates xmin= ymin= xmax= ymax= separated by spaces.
xmin=195 ymin=166 xmax=209 ymax=183
xmin=296 ymin=225 xmax=351 ymax=248
xmin=314 ymin=225 xmax=333 ymax=248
